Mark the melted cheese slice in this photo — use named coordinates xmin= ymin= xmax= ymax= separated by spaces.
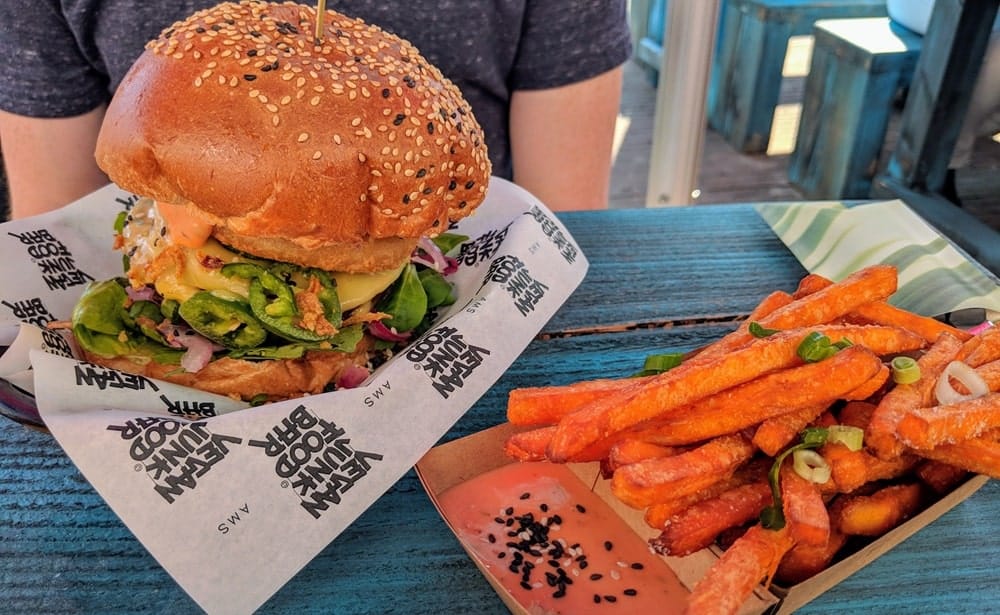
xmin=123 ymin=198 xmax=402 ymax=309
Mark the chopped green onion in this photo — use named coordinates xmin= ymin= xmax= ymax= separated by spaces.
xmin=760 ymin=427 xmax=830 ymax=529
xmin=796 ymin=331 xmax=853 ymax=363
xmin=792 ymin=449 xmax=831 ymax=484
xmin=748 ymin=322 xmax=780 ymax=338
xmin=826 ymin=425 xmax=864 ymax=451
xmin=633 ymin=353 xmax=685 ymax=377
xmin=891 ymin=355 xmax=921 ymax=385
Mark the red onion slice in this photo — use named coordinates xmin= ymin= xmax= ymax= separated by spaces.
xmin=414 ymin=237 xmax=450 ymax=273
xmin=368 ymin=320 xmax=411 ymax=342
xmin=337 ymin=364 xmax=370 ymax=389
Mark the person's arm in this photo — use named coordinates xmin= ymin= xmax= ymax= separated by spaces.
xmin=509 ymin=66 xmax=624 ymax=211
xmin=0 ymin=105 xmax=109 ymax=219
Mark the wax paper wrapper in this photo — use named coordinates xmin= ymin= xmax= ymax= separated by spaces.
xmin=0 ymin=177 xmax=587 ymax=614
xmin=756 ymin=200 xmax=1000 ymax=318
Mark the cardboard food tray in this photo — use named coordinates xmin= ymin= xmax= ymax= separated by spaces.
xmin=416 ymin=423 xmax=989 ymax=615
xmin=0 ymin=177 xmax=588 ymax=613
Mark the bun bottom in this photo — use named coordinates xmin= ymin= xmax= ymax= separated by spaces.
xmin=81 ymin=341 xmax=373 ymax=403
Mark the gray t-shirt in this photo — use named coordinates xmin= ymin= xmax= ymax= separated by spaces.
xmin=0 ymin=0 xmax=632 ymax=180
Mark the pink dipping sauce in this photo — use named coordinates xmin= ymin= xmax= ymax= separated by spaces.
xmin=438 ymin=462 xmax=688 ymax=614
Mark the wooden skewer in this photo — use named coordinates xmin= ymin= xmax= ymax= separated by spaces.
xmin=314 ymin=0 xmax=327 ymax=42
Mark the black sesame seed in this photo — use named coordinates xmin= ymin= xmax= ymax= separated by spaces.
xmin=579 ymin=560 xmax=589 ymax=570
xmin=540 ymin=503 xmax=549 ymax=513
xmin=520 ymin=492 xmax=531 ymax=500
xmin=593 ymin=595 xmax=602 ymax=604
xmin=422 ymin=187 xmax=432 ymax=195
xmin=505 ymin=506 xmax=514 ymax=515
xmin=244 ymin=74 xmax=257 ymax=81
xmin=416 ymin=168 xmax=427 ymax=178
xmin=393 ymin=114 xmax=406 ymax=126
xmin=427 ymin=122 xmax=434 ymax=134
xmin=382 ymin=88 xmax=391 ymax=98
xmin=210 ymin=24 xmax=222 ymax=31
xmin=551 ymin=514 xmax=563 ymax=525
xmin=402 ymin=194 xmax=411 ymax=204
xmin=630 ymin=562 xmax=644 ymax=570
xmin=576 ymin=504 xmax=587 ymax=513
xmin=465 ymin=180 xmax=475 ymax=189
xmin=604 ymin=541 xmax=614 ymax=551
xmin=487 ymin=533 xmax=496 ymax=543
xmin=589 ymin=573 xmax=603 ymax=581
xmin=195 ymin=27 xmax=206 ymax=33
xmin=261 ymin=64 xmax=272 ymax=72
xmin=604 ymin=595 xmax=618 ymax=603
xmin=247 ymin=49 xmax=258 ymax=56
xmin=520 ymin=581 xmax=532 ymax=591
xmin=553 ymin=588 xmax=566 ymax=599
xmin=494 ymin=516 xmax=504 ymax=524
xmin=458 ymin=200 xmax=468 ymax=208
xmin=497 ymin=552 xmax=506 ymax=559
xmin=623 ymin=588 xmax=638 ymax=597
xmin=448 ymin=179 xmax=457 ymax=190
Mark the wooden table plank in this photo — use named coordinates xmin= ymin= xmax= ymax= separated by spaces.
xmin=545 ymin=205 xmax=806 ymax=333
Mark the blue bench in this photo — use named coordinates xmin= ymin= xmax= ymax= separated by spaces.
xmin=709 ymin=0 xmax=887 ymax=154
xmin=788 ymin=17 xmax=923 ymax=199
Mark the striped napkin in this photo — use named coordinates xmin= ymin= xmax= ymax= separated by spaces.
xmin=755 ymin=200 xmax=1000 ymax=320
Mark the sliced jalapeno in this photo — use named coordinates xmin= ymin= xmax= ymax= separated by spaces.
xmin=178 ymin=291 xmax=267 ymax=349
xmin=377 ymin=263 xmax=428 ymax=332
xmin=224 ymin=262 xmax=342 ymax=342
xmin=307 ymin=268 xmax=343 ymax=327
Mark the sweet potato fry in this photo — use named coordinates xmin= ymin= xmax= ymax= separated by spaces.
xmin=916 ymin=428 xmax=1000 ymax=478
xmin=610 ymin=434 xmax=755 ymax=509
xmin=960 ymin=326 xmax=1000 ymax=367
xmin=842 ymin=363 xmax=890 ymax=401
xmin=831 ymin=483 xmax=925 ymax=536
xmin=643 ymin=458 xmax=771 ymax=530
xmin=752 ymin=404 xmax=828 ymax=457
xmin=650 ymin=482 xmax=772 ymax=556
xmin=701 ymin=266 xmax=899 ymax=357
xmin=897 ymin=392 xmax=1000 ymax=450
xmin=793 ymin=273 xmax=833 ymax=298
xmin=603 ymin=440 xmax=679 ymax=478
xmin=781 ymin=466 xmax=830 ymax=548
xmin=546 ymin=324 xmax=924 ymax=462
xmin=647 ymin=345 xmax=882 ymax=446
xmin=867 ymin=332 xmax=963 ymax=460
xmin=685 ymin=525 xmax=794 ymax=615
xmin=502 ymin=425 xmax=555 ymax=461
xmin=915 ymin=459 xmax=971 ymax=494
xmin=820 ymin=443 xmax=919 ymax=494
xmin=837 ymin=400 xmax=877 ymax=429
xmin=506 ymin=375 xmax=652 ymax=426
xmin=775 ymin=528 xmax=848 ymax=585
xmin=851 ymin=301 xmax=972 ymax=344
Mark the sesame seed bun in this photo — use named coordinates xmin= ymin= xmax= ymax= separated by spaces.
xmin=95 ymin=0 xmax=490 ymax=273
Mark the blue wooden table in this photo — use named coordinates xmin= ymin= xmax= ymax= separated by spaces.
xmin=1 ymin=204 xmax=997 ymax=613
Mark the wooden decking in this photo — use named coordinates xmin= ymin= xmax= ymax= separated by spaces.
xmin=611 ymin=53 xmax=1000 ymax=232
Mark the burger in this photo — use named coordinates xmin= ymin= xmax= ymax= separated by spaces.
xmin=68 ymin=1 xmax=490 ymax=402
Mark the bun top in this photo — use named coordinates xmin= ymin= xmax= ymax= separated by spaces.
xmin=96 ymin=1 xmax=490 ymax=258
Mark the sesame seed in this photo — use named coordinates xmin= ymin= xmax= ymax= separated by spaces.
xmin=272 ymin=115 xmax=280 ymax=126
xmin=333 ymin=134 xmax=342 ymax=144
xmin=298 ymin=132 xmax=309 ymax=142
xmin=358 ymin=153 xmax=367 ymax=162
xmin=312 ymin=150 xmax=322 ymax=160
xmin=243 ymin=74 xmax=256 ymax=81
